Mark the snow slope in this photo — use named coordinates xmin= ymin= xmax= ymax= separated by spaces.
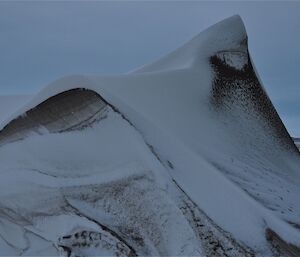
xmin=0 ymin=15 xmax=299 ymax=256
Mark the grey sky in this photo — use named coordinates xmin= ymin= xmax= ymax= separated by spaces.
xmin=0 ymin=1 xmax=299 ymax=136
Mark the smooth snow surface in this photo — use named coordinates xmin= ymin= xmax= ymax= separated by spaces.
xmin=0 ymin=15 xmax=299 ymax=256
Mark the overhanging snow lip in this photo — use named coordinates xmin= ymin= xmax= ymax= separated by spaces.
xmin=0 ymin=75 xmax=94 ymax=131
xmin=0 ymin=87 xmax=111 ymax=146
xmin=0 ymin=15 xmax=249 ymax=130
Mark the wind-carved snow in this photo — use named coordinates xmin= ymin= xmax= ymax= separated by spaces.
xmin=0 ymin=109 xmax=203 ymax=256
xmin=0 ymin=15 xmax=299 ymax=256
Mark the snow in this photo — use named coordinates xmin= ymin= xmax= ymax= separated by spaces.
xmin=0 ymin=109 xmax=202 ymax=256
xmin=0 ymin=15 xmax=299 ymax=256
xmin=132 ymin=15 xmax=247 ymax=73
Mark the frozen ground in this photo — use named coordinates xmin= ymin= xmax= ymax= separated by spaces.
xmin=0 ymin=15 xmax=299 ymax=256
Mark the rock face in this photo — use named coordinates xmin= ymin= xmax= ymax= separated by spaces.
xmin=0 ymin=15 xmax=299 ymax=256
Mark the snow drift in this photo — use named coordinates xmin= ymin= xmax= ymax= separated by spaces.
xmin=0 ymin=15 xmax=299 ymax=256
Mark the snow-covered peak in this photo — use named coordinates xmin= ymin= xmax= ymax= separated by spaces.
xmin=134 ymin=15 xmax=247 ymax=73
